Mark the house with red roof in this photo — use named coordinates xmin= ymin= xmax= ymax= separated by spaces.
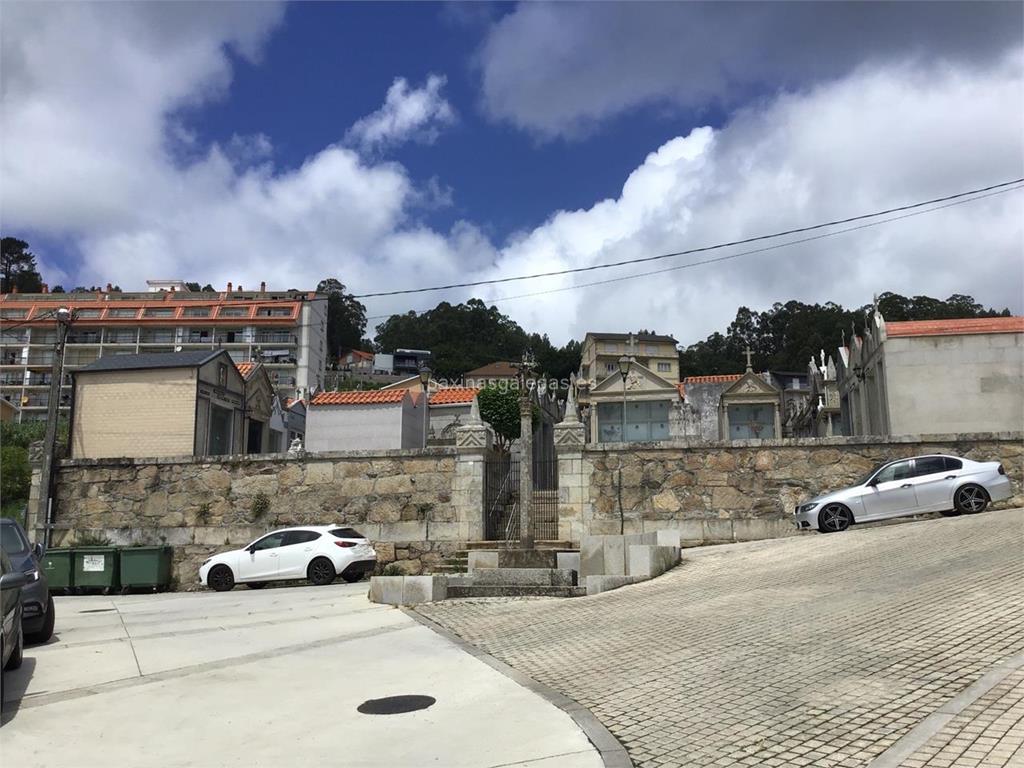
xmin=305 ymin=388 xmax=427 ymax=451
xmin=837 ymin=311 xmax=1023 ymax=436
xmin=428 ymin=387 xmax=479 ymax=442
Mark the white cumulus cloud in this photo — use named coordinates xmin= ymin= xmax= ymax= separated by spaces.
xmin=1 ymin=3 xmax=1021 ymax=352
xmin=345 ymin=74 xmax=456 ymax=153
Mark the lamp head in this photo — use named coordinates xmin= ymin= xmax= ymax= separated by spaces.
xmin=618 ymin=355 xmax=632 ymax=379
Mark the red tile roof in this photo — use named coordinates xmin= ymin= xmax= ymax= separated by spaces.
xmin=682 ymin=374 xmax=744 ymax=384
xmin=464 ymin=361 xmax=518 ymax=378
xmin=311 ymin=389 xmax=408 ymax=406
xmin=430 ymin=387 xmax=480 ymax=405
xmin=886 ymin=317 xmax=1024 ymax=338
xmin=284 ymin=397 xmax=306 ymax=409
xmin=236 ymin=362 xmax=257 ymax=378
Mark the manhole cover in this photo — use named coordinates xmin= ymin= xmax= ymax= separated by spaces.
xmin=357 ymin=695 xmax=436 ymax=715
xmin=79 ymin=608 xmax=115 ymax=613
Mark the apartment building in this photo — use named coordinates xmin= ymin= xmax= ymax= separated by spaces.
xmin=0 ymin=281 xmax=327 ymax=422
xmin=577 ymin=332 xmax=681 ymax=443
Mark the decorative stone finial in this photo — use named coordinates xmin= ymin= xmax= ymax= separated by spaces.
xmin=563 ymin=382 xmax=579 ymax=424
xmin=468 ymin=393 xmax=483 ymax=424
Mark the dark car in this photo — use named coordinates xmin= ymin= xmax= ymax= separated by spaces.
xmin=0 ymin=519 xmax=55 ymax=643
xmin=2 ymin=548 xmax=29 ymax=711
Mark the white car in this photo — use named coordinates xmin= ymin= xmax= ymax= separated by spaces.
xmin=199 ymin=526 xmax=377 ymax=591
xmin=795 ymin=454 xmax=1013 ymax=533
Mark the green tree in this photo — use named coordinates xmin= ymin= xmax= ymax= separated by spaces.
xmin=317 ymin=278 xmax=368 ymax=364
xmin=1 ymin=237 xmax=43 ymax=293
xmin=373 ymin=299 xmax=580 ymax=382
xmin=0 ymin=446 xmax=31 ymax=503
xmin=477 ymin=386 xmax=520 ymax=451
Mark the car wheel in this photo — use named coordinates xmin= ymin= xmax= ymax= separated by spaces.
xmin=817 ymin=503 xmax=852 ymax=533
xmin=342 ymin=571 xmax=365 ymax=584
xmin=307 ymin=557 xmax=336 ymax=586
xmin=4 ymin=624 xmax=23 ymax=671
xmin=954 ymin=484 xmax=989 ymax=514
xmin=208 ymin=565 xmax=235 ymax=592
xmin=26 ymin=595 xmax=55 ymax=644
xmin=246 ymin=582 xmax=267 ymax=590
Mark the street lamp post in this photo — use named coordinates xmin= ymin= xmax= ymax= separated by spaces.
xmin=418 ymin=364 xmax=431 ymax=450
xmin=618 ymin=354 xmax=633 ymax=443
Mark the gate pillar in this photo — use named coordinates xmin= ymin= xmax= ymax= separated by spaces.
xmin=554 ymin=390 xmax=588 ymax=545
xmin=455 ymin=398 xmax=496 ymax=543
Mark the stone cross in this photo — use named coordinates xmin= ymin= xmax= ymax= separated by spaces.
xmin=744 ymin=346 xmax=754 ymax=372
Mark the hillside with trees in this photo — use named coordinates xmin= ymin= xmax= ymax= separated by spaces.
xmin=678 ymin=292 xmax=1013 ymax=378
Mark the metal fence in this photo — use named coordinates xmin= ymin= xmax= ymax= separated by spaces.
xmin=483 ymin=455 xmax=560 ymax=543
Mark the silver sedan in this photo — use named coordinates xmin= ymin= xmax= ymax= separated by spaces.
xmin=795 ymin=454 xmax=1012 ymax=533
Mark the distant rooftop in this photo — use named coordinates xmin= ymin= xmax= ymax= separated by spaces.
xmin=76 ymin=350 xmax=226 ymax=374
xmin=886 ymin=316 xmax=1024 ymax=338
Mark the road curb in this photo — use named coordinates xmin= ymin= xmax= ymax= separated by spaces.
xmin=403 ymin=607 xmax=634 ymax=768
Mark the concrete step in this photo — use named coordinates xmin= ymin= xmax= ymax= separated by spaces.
xmin=465 ymin=540 xmax=574 ymax=551
xmin=470 ymin=567 xmax=576 ymax=587
xmin=447 ymin=584 xmax=586 ymax=599
xmin=431 ymin=565 xmax=467 ymax=574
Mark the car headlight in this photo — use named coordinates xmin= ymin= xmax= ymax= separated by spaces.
xmin=24 ymin=568 xmax=40 ymax=583
xmin=799 ymin=502 xmax=820 ymax=514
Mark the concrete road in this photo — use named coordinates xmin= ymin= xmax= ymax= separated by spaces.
xmin=419 ymin=508 xmax=1024 ymax=768
xmin=1 ymin=582 xmax=603 ymax=768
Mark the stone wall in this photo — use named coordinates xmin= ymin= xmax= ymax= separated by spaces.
xmin=38 ymin=448 xmax=464 ymax=588
xmin=577 ymin=433 xmax=1023 ymax=545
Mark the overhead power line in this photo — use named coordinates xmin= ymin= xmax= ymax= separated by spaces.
xmin=353 ymin=177 xmax=1024 ymax=299
xmin=365 ymin=181 xmax=1023 ymax=321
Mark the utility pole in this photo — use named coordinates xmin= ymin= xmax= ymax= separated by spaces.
xmin=514 ymin=351 xmax=536 ymax=549
xmin=36 ymin=307 xmax=72 ymax=548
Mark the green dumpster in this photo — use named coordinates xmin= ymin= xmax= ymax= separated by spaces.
xmin=119 ymin=546 xmax=173 ymax=592
xmin=73 ymin=547 xmax=120 ymax=593
xmin=42 ymin=548 xmax=74 ymax=593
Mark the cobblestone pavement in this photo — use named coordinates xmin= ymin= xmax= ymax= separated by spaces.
xmin=417 ymin=508 xmax=1024 ymax=768
xmin=903 ymin=669 xmax=1024 ymax=768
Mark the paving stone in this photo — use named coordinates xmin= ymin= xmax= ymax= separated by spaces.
xmin=417 ymin=508 xmax=1024 ymax=768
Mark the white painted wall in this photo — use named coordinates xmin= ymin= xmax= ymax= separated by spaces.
xmin=297 ymin=298 xmax=328 ymax=394
xmin=305 ymin=395 xmax=426 ymax=451
xmin=885 ymin=333 xmax=1024 ymax=434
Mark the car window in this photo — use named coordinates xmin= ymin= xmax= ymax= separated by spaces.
xmin=282 ymin=530 xmax=320 ymax=546
xmin=944 ymin=457 xmax=963 ymax=471
xmin=913 ymin=457 xmax=947 ymax=477
xmin=0 ymin=522 xmax=29 ymax=556
xmin=330 ymin=528 xmax=365 ymax=540
xmin=874 ymin=461 xmax=913 ymax=483
xmin=0 ymin=550 xmax=9 ymax=576
xmin=252 ymin=532 xmax=287 ymax=551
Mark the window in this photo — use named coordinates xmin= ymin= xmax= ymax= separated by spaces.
xmin=252 ymin=532 xmax=286 ymax=551
xmin=874 ymin=461 xmax=913 ymax=483
xmin=183 ymin=307 xmax=211 ymax=317
xmin=605 ymin=362 xmax=617 ymax=373
xmin=646 ymin=345 xmax=658 ymax=355
xmin=944 ymin=457 xmax=963 ymax=471
xmin=283 ymin=530 xmax=321 ymax=546
xmin=217 ymin=364 xmax=228 ymax=387
xmin=330 ymin=528 xmax=365 ymax=540
xmin=0 ymin=310 xmax=27 ymax=319
xmin=0 ymin=521 xmax=30 ymax=556
xmin=107 ymin=308 xmax=138 ymax=318
xmin=657 ymin=362 xmax=671 ymax=373
xmin=913 ymin=457 xmax=948 ymax=477
xmin=143 ymin=308 xmax=175 ymax=318
xmin=218 ymin=307 xmax=248 ymax=318
xmin=603 ymin=342 xmax=618 ymax=353
xmin=76 ymin=309 xmax=101 ymax=319
xmin=597 ymin=400 xmax=669 ymax=443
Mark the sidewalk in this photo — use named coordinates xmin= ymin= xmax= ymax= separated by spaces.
xmin=2 ymin=584 xmax=603 ymax=768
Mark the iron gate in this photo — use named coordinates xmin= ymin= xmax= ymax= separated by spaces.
xmin=483 ymin=455 xmax=560 ymax=542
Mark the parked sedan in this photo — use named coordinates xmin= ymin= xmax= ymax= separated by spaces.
xmin=199 ymin=526 xmax=376 ymax=591
xmin=2 ymin=548 xmax=29 ymax=712
xmin=795 ymin=454 xmax=1012 ymax=533
xmin=0 ymin=517 xmax=55 ymax=643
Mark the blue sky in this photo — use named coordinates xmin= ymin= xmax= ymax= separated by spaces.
xmin=2 ymin=2 xmax=1022 ymax=344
